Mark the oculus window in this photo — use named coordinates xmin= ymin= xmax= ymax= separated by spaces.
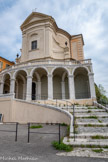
xmin=31 ymin=40 xmax=37 ymax=50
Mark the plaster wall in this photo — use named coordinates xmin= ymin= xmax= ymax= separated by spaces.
xmin=0 ymin=98 xmax=12 ymax=122
xmin=0 ymin=98 xmax=71 ymax=125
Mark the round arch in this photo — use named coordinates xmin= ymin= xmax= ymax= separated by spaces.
xmin=51 ymin=66 xmax=70 ymax=76
xmin=13 ymin=69 xmax=28 ymax=79
xmin=14 ymin=70 xmax=27 ymax=100
xmin=30 ymin=66 xmax=48 ymax=77
xmin=74 ymin=67 xmax=91 ymax=99
xmin=3 ymin=72 xmax=11 ymax=82
xmin=52 ymin=67 xmax=69 ymax=99
xmin=31 ymin=67 xmax=48 ymax=100
xmin=3 ymin=73 xmax=11 ymax=94
xmin=72 ymin=66 xmax=90 ymax=76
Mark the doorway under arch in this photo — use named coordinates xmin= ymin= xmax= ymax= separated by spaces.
xmin=53 ymin=67 xmax=69 ymax=99
xmin=74 ymin=67 xmax=90 ymax=99
xmin=15 ymin=70 xmax=27 ymax=100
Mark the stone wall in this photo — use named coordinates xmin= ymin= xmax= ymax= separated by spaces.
xmin=0 ymin=98 xmax=71 ymax=125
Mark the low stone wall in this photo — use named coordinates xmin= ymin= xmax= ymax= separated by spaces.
xmin=73 ymin=98 xmax=96 ymax=105
xmin=0 ymin=98 xmax=73 ymax=133
xmin=34 ymin=98 xmax=95 ymax=106
xmin=0 ymin=98 xmax=12 ymax=122
xmin=12 ymin=99 xmax=72 ymax=125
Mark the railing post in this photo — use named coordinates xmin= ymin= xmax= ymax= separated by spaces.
xmin=73 ymin=104 xmax=75 ymax=141
xmin=28 ymin=123 xmax=30 ymax=143
xmin=56 ymin=99 xmax=57 ymax=107
xmin=15 ymin=122 xmax=18 ymax=142
xmin=59 ymin=124 xmax=61 ymax=144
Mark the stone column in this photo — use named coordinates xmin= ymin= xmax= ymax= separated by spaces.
xmin=69 ymin=75 xmax=75 ymax=99
xmin=15 ymin=81 xmax=18 ymax=99
xmin=37 ymin=81 xmax=41 ymax=100
xmin=26 ymin=76 xmax=32 ymax=101
xmin=61 ymin=82 xmax=65 ymax=99
xmin=10 ymin=79 xmax=15 ymax=99
xmin=0 ymin=82 xmax=4 ymax=95
xmin=23 ymin=83 xmax=26 ymax=100
xmin=89 ymin=73 xmax=96 ymax=98
xmin=48 ymin=74 xmax=53 ymax=100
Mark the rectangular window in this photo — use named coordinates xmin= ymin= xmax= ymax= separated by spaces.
xmin=0 ymin=61 xmax=3 ymax=69
xmin=31 ymin=40 xmax=37 ymax=50
xmin=6 ymin=64 xmax=10 ymax=68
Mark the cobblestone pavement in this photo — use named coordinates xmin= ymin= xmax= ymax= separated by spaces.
xmin=0 ymin=124 xmax=108 ymax=162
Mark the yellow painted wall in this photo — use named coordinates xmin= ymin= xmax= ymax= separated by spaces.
xmin=0 ymin=57 xmax=14 ymax=72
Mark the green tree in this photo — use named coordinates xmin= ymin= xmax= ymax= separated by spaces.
xmin=95 ymin=84 xmax=108 ymax=104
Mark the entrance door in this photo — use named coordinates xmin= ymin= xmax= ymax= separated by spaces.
xmin=32 ymin=82 xmax=36 ymax=100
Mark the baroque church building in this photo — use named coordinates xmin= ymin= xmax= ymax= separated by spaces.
xmin=0 ymin=12 xmax=96 ymax=106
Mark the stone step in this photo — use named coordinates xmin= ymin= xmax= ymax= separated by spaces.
xmin=75 ymin=112 xmax=108 ymax=116
xmin=76 ymin=118 xmax=108 ymax=123
xmin=76 ymin=114 xmax=108 ymax=118
xmin=77 ymin=126 xmax=108 ymax=134
xmin=66 ymin=109 xmax=105 ymax=113
xmin=70 ymin=132 xmax=108 ymax=138
xmin=63 ymin=137 xmax=108 ymax=147
xmin=74 ymin=106 xmax=100 ymax=109
xmin=56 ymin=147 xmax=108 ymax=158
xmin=76 ymin=122 xmax=108 ymax=127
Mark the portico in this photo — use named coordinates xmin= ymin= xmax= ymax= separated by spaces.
xmin=0 ymin=60 xmax=96 ymax=103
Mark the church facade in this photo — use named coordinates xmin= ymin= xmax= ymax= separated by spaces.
xmin=0 ymin=12 xmax=96 ymax=105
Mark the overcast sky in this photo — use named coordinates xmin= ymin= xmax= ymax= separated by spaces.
xmin=0 ymin=0 xmax=108 ymax=96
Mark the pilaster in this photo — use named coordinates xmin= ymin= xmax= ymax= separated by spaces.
xmin=48 ymin=74 xmax=53 ymax=100
xmin=26 ymin=76 xmax=32 ymax=101
xmin=89 ymin=73 xmax=96 ymax=99
xmin=69 ymin=75 xmax=75 ymax=99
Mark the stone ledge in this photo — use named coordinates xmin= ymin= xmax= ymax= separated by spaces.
xmin=76 ymin=122 xmax=108 ymax=126
xmin=63 ymin=137 xmax=108 ymax=147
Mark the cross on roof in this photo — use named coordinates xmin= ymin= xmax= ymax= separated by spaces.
xmin=32 ymin=8 xmax=37 ymax=12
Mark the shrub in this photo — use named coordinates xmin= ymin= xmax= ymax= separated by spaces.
xmin=61 ymin=123 xmax=67 ymax=126
xmin=52 ymin=141 xmax=73 ymax=152
xmin=30 ymin=125 xmax=43 ymax=129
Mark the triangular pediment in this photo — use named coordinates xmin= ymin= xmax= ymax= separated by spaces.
xmin=21 ymin=12 xmax=51 ymax=30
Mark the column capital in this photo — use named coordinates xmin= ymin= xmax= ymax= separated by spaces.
xmin=27 ymin=75 xmax=32 ymax=79
xmin=69 ymin=75 xmax=74 ymax=78
xmin=61 ymin=81 xmax=65 ymax=83
xmin=47 ymin=74 xmax=53 ymax=77
xmin=0 ymin=82 xmax=4 ymax=84
xmin=10 ymin=78 xmax=16 ymax=81
xmin=37 ymin=81 xmax=41 ymax=83
xmin=88 ymin=73 xmax=94 ymax=76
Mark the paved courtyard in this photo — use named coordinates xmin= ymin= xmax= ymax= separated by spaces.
xmin=0 ymin=123 xmax=108 ymax=162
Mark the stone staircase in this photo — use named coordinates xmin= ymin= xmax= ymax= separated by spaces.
xmin=33 ymin=100 xmax=108 ymax=148
xmin=63 ymin=105 xmax=108 ymax=148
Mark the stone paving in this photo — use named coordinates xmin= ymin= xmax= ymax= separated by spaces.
xmin=57 ymin=148 xmax=108 ymax=159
